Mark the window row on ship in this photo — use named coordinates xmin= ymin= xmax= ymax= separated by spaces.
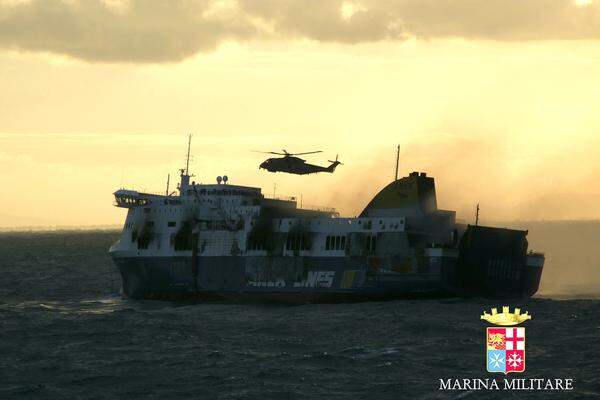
xmin=267 ymin=218 xmax=404 ymax=232
xmin=125 ymin=216 xmax=404 ymax=232
xmin=130 ymin=230 xmax=381 ymax=254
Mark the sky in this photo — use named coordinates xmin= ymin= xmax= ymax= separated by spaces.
xmin=2 ymin=0 xmax=600 ymax=228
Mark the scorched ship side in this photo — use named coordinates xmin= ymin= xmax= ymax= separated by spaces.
xmin=109 ymin=167 xmax=544 ymax=302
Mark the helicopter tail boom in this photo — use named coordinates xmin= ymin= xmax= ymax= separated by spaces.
xmin=325 ymin=154 xmax=343 ymax=173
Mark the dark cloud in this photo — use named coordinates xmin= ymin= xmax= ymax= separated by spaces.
xmin=0 ymin=0 xmax=256 ymax=62
xmin=1 ymin=0 xmax=600 ymax=63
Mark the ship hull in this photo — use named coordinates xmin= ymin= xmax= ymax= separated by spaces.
xmin=111 ymin=252 xmax=542 ymax=302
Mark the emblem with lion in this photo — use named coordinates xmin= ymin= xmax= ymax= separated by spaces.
xmin=487 ymin=333 xmax=505 ymax=349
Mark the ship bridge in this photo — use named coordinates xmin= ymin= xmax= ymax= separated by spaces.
xmin=114 ymin=189 xmax=153 ymax=208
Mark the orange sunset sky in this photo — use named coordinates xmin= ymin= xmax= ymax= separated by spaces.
xmin=2 ymin=0 xmax=600 ymax=228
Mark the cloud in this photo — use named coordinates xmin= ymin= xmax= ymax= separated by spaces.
xmin=0 ymin=0 xmax=257 ymax=62
xmin=1 ymin=0 xmax=600 ymax=62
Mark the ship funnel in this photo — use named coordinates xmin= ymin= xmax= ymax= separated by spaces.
xmin=359 ymin=172 xmax=437 ymax=217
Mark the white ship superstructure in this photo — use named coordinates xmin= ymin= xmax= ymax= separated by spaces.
xmin=109 ymin=146 xmax=544 ymax=302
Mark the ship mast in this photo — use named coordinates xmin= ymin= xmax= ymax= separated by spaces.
xmin=179 ymin=134 xmax=193 ymax=193
xmin=185 ymin=134 xmax=192 ymax=175
xmin=394 ymin=144 xmax=400 ymax=181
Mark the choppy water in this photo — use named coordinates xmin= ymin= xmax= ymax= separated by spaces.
xmin=1 ymin=229 xmax=599 ymax=399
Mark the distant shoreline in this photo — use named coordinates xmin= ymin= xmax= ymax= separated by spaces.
xmin=0 ymin=225 xmax=121 ymax=233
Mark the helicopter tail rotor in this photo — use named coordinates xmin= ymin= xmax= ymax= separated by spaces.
xmin=326 ymin=154 xmax=343 ymax=172
xmin=328 ymin=154 xmax=344 ymax=165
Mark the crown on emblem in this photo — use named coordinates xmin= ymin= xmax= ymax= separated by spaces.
xmin=480 ymin=306 xmax=532 ymax=326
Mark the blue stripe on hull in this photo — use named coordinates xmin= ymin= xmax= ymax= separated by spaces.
xmin=111 ymin=255 xmax=444 ymax=301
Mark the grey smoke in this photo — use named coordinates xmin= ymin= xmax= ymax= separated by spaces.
xmin=1 ymin=0 xmax=600 ymax=63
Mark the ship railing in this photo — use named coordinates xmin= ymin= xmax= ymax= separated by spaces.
xmin=136 ymin=190 xmax=171 ymax=198
xmin=264 ymin=194 xmax=298 ymax=202
xmin=302 ymin=204 xmax=338 ymax=215
xmin=116 ymin=187 xmax=171 ymax=197
xmin=262 ymin=194 xmax=338 ymax=215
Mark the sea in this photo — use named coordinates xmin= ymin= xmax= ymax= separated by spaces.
xmin=1 ymin=222 xmax=599 ymax=399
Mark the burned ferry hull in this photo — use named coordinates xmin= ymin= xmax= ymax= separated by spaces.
xmin=112 ymin=233 xmax=543 ymax=301
xmin=111 ymin=254 xmax=448 ymax=302
xmin=109 ymin=168 xmax=544 ymax=302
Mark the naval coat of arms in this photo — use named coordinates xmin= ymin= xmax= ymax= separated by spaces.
xmin=481 ymin=306 xmax=531 ymax=374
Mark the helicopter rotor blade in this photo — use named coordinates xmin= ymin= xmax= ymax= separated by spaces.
xmin=253 ymin=149 xmax=323 ymax=156
xmin=252 ymin=150 xmax=287 ymax=155
xmin=290 ymin=150 xmax=323 ymax=156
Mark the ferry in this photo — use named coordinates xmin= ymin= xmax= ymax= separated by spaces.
xmin=109 ymin=146 xmax=544 ymax=302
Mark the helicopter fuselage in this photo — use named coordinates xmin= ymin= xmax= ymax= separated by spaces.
xmin=259 ymin=156 xmax=339 ymax=175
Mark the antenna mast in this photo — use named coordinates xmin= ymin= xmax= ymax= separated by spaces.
xmin=394 ymin=144 xmax=400 ymax=181
xmin=185 ymin=134 xmax=192 ymax=175
xmin=475 ymin=203 xmax=480 ymax=226
xmin=165 ymin=173 xmax=170 ymax=196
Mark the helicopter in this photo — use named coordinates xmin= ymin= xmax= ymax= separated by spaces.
xmin=254 ymin=149 xmax=343 ymax=175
